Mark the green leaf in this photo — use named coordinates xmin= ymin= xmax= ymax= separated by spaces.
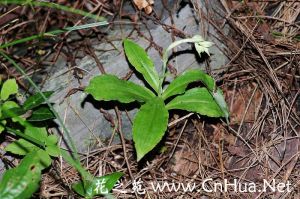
xmin=5 ymin=141 xmax=51 ymax=169
xmin=35 ymin=149 xmax=52 ymax=169
xmin=0 ymin=125 xmax=4 ymax=134
xmin=85 ymin=74 xmax=155 ymax=103
xmin=60 ymin=149 xmax=92 ymax=182
xmin=45 ymin=134 xmax=60 ymax=157
xmin=0 ymin=151 xmax=42 ymax=199
xmin=123 ymin=39 xmax=160 ymax=93
xmin=5 ymin=139 xmax=37 ymax=155
xmin=1 ymin=101 xmax=25 ymax=119
xmin=1 ymin=107 xmax=26 ymax=118
xmin=5 ymin=127 xmax=47 ymax=155
xmin=133 ymin=97 xmax=169 ymax=161
xmin=25 ymin=126 xmax=48 ymax=141
xmin=28 ymin=106 xmax=55 ymax=121
xmin=45 ymin=144 xmax=60 ymax=157
xmin=166 ymin=88 xmax=225 ymax=117
xmin=162 ymin=69 xmax=215 ymax=100
xmin=23 ymin=91 xmax=54 ymax=110
xmin=72 ymin=181 xmax=86 ymax=197
xmin=72 ymin=172 xmax=123 ymax=198
xmin=5 ymin=127 xmax=55 ymax=168
xmin=2 ymin=100 xmax=19 ymax=109
xmin=45 ymin=134 xmax=58 ymax=145
xmin=84 ymin=172 xmax=123 ymax=197
xmin=0 ymin=79 xmax=18 ymax=101
xmin=212 ymin=88 xmax=230 ymax=122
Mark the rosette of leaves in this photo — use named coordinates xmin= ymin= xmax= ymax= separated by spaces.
xmin=85 ymin=37 xmax=229 ymax=161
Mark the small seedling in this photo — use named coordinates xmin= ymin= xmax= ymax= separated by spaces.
xmin=85 ymin=36 xmax=229 ymax=161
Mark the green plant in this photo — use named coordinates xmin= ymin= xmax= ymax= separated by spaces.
xmin=0 ymin=2 xmax=122 ymax=197
xmin=1 ymin=0 xmax=105 ymax=21
xmin=85 ymin=36 xmax=229 ymax=161
xmin=0 ymin=78 xmax=57 ymax=198
xmin=0 ymin=78 xmax=123 ymax=198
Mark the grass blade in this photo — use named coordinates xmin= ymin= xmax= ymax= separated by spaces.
xmin=0 ymin=21 xmax=109 ymax=49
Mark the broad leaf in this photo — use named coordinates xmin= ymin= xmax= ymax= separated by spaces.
xmin=5 ymin=127 xmax=58 ymax=168
xmin=123 ymin=39 xmax=160 ymax=93
xmin=72 ymin=181 xmax=86 ymax=197
xmin=162 ymin=69 xmax=215 ymax=100
xmin=5 ymin=139 xmax=37 ymax=155
xmin=1 ymin=101 xmax=25 ymax=120
xmin=34 ymin=149 xmax=52 ymax=169
xmin=166 ymin=88 xmax=225 ymax=117
xmin=0 ymin=79 xmax=18 ymax=101
xmin=60 ymin=150 xmax=92 ymax=181
xmin=212 ymin=88 xmax=229 ymax=122
xmin=84 ymin=172 xmax=123 ymax=197
xmin=5 ymin=127 xmax=43 ymax=156
xmin=5 ymin=140 xmax=52 ymax=169
xmin=85 ymin=74 xmax=155 ymax=103
xmin=133 ymin=97 xmax=169 ymax=161
xmin=0 ymin=151 xmax=42 ymax=199
xmin=25 ymin=126 xmax=48 ymax=141
xmin=72 ymin=172 xmax=123 ymax=198
xmin=45 ymin=144 xmax=60 ymax=157
xmin=23 ymin=91 xmax=54 ymax=110
xmin=2 ymin=100 xmax=19 ymax=109
xmin=45 ymin=134 xmax=60 ymax=157
xmin=28 ymin=106 xmax=55 ymax=121
xmin=0 ymin=125 xmax=4 ymax=134
xmin=1 ymin=107 xmax=26 ymax=119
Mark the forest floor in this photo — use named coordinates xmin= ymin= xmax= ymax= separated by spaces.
xmin=1 ymin=0 xmax=299 ymax=198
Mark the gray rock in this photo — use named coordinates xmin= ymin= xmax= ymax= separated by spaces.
xmin=42 ymin=0 xmax=228 ymax=152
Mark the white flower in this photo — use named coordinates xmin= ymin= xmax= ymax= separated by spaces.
xmin=193 ymin=35 xmax=214 ymax=56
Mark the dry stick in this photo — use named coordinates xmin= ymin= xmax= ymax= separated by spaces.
xmin=85 ymin=40 xmax=120 ymax=175
xmin=114 ymin=107 xmax=139 ymax=199
xmin=255 ymin=152 xmax=300 ymax=199
xmin=68 ymin=103 xmax=102 ymax=146
xmin=168 ymin=113 xmax=193 ymax=128
xmin=226 ymin=125 xmax=257 ymax=158
xmin=86 ymin=39 xmax=106 ymax=74
xmin=232 ymin=18 xmax=283 ymax=95
xmin=193 ymin=119 xmax=219 ymax=166
xmin=235 ymin=84 xmax=258 ymax=143
xmin=223 ymin=21 xmax=259 ymax=70
xmin=87 ymin=41 xmax=137 ymax=196
xmin=235 ymin=15 xmax=300 ymax=28
xmin=166 ymin=119 xmax=188 ymax=165
xmin=246 ymin=96 xmax=268 ymax=140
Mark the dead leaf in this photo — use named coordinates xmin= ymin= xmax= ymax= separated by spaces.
xmin=225 ymin=83 xmax=263 ymax=123
xmin=133 ymin=0 xmax=154 ymax=14
xmin=172 ymin=149 xmax=199 ymax=176
xmin=227 ymin=145 xmax=247 ymax=157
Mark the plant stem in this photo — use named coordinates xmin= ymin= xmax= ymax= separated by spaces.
xmin=0 ymin=51 xmax=94 ymax=182
xmin=0 ymin=51 xmax=79 ymax=159
xmin=1 ymin=0 xmax=105 ymax=21
xmin=0 ymin=21 xmax=109 ymax=49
